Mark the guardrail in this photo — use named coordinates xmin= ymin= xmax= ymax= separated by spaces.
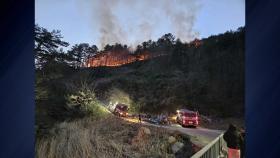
xmin=191 ymin=133 xmax=227 ymax=158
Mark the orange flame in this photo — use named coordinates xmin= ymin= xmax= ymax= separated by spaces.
xmin=85 ymin=51 xmax=166 ymax=68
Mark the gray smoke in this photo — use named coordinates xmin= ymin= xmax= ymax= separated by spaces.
xmin=163 ymin=0 xmax=200 ymax=40
xmin=90 ymin=0 xmax=127 ymax=48
xmin=84 ymin=0 xmax=200 ymax=48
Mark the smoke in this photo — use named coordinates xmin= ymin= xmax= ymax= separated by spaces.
xmin=163 ymin=0 xmax=200 ymax=40
xmin=90 ymin=0 xmax=127 ymax=48
xmin=83 ymin=0 xmax=201 ymax=49
xmin=139 ymin=21 xmax=153 ymax=41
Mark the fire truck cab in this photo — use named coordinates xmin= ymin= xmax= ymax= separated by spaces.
xmin=176 ymin=109 xmax=199 ymax=127
xmin=114 ymin=104 xmax=128 ymax=117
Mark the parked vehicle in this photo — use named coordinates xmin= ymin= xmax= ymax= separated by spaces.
xmin=176 ymin=109 xmax=199 ymax=127
xmin=146 ymin=115 xmax=170 ymax=125
xmin=113 ymin=104 xmax=129 ymax=117
xmin=147 ymin=117 xmax=160 ymax=124
xmin=159 ymin=115 xmax=170 ymax=125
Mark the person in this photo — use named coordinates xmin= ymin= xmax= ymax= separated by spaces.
xmin=138 ymin=114 xmax=142 ymax=123
xmin=240 ymin=127 xmax=245 ymax=158
xmin=223 ymin=124 xmax=244 ymax=158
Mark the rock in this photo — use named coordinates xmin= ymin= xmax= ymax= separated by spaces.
xmin=175 ymin=144 xmax=193 ymax=158
xmin=140 ymin=127 xmax=151 ymax=135
xmin=168 ymin=136 xmax=176 ymax=144
xmin=171 ymin=142 xmax=184 ymax=153
xmin=131 ymin=127 xmax=151 ymax=145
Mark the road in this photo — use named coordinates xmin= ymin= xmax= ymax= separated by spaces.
xmin=159 ymin=124 xmax=223 ymax=147
xmin=123 ymin=117 xmax=224 ymax=147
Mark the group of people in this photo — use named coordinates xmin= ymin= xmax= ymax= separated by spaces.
xmin=223 ymin=124 xmax=245 ymax=158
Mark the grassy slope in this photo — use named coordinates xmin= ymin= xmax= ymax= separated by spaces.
xmin=36 ymin=116 xmax=195 ymax=158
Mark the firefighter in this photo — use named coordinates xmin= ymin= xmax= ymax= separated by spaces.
xmin=138 ymin=114 xmax=142 ymax=123
xmin=223 ymin=124 xmax=244 ymax=158
xmin=240 ymin=127 xmax=245 ymax=158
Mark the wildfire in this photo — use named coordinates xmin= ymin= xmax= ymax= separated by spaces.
xmin=189 ymin=38 xmax=202 ymax=48
xmin=85 ymin=51 xmax=165 ymax=68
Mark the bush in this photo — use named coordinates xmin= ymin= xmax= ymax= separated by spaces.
xmin=66 ymin=85 xmax=109 ymax=119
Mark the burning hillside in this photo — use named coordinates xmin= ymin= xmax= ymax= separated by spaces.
xmin=86 ymin=51 xmax=166 ymax=68
xmin=85 ymin=36 xmax=202 ymax=68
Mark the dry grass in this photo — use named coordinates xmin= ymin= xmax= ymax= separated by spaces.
xmin=36 ymin=116 xmax=183 ymax=158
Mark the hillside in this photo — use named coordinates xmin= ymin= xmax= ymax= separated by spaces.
xmin=35 ymin=27 xmax=244 ymax=136
xmin=90 ymin=28 xmax=244 ymax=117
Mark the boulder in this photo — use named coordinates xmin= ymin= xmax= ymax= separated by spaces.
xmin=171 ymin=142 xmax=184 ymax=153
xmin=168 ymin=136 xmax=176 ymax=144
xmin=131 ymin=127 xmax=151 ymax=145
xmin=140 ymin=127 xmax=151 ymax=135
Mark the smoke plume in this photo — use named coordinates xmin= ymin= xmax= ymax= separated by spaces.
xmin=84 ymin=0 xmax=200 ymax=48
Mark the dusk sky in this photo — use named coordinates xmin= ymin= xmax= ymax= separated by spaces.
xmin=35 ymin=0 xmax=245 ymax=49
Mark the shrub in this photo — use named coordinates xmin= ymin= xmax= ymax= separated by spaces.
xmin=66 ymin=84 xmax=109 ymax=119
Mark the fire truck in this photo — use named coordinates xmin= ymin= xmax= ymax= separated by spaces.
xmin=176 ymin=109 xmax=199 ymax=127
xmin=113 ymin=103 xmax=129 ymax=117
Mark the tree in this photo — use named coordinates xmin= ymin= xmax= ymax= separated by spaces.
xmin=172 ymin=38 xmax=187 ymax=67
xmin=68 ymin=43 xmax=98 ymax=68
xmin=87 ymin=45 xmax=98 ymax=59
xmin=35 ymin=24 xmax=69 ymax=68
xmin=134 ymin=44 xmax=142 ymax=54
xmin=103 ymin=44 xmax=113 ymax=51
xmin=157 ymin=33 xmax=175 ymax=54
xmin=161 ymin=33 xmax=175 ymax=44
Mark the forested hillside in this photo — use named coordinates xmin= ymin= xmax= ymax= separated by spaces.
xmin=93 ymin=27 xmax=245 ymax=117
xmin=35 ymin=25 xmax=244 ymax=135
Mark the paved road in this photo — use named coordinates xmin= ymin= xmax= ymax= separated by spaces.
xmin=155 ymin=124 xmax=223 ymax=147
xmin=124 ymin=117 xmax=224 ymax=147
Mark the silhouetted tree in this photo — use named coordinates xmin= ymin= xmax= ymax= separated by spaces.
xmin=87 ymin=45 xmax=98 ymax=59
xmin=68 ymin=43 xmax=98 ymax=68
xmin=172 ymin=38 xmax=188 ymax=68
xmin=35 ymin=24 xmax=69 ymax=68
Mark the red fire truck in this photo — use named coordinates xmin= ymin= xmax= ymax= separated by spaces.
xmin=176 ymin=109 xmax=199 ymax=127
xmin=113 ymin=104 xmax=129 ymax=117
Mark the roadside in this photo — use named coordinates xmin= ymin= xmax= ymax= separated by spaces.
xmin=36 ymin=116 xmax=197 ymax=158
xmin=122 ymin=117 xmax=223 ymax=148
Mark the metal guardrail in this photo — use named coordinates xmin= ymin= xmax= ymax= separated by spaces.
xmin=191 ymin=133 xmax=227 ymax=158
